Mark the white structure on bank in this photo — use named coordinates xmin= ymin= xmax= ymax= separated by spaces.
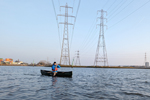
xmin=145 ymin=62 xmax=149 ymax=68
xmin=145 ymin=53 xmax=149 ymax=68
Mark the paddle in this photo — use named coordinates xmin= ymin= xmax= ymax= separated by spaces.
xmin=53 ymin=65 xmax=57 ymax=76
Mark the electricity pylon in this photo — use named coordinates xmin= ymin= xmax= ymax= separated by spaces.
xmin=94 ymin=9 xmax=108 ymax=66
xmin=58 ymin=3 xmax=75 ymax=65
xmin=75 ymin=50 xmax=81 ymax=66
xmin=145 ymin=53 xmax=147 ymax=62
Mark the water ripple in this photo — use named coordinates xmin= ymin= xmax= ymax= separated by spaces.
xmin=0 ymin=66 xmax=150 ymax=99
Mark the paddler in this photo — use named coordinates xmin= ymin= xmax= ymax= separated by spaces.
xmin=52 ymin=62 xmax=61 ymax=76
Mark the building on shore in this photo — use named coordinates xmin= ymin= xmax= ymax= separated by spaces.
xmin=0 ymin=58 xmax=3 ymax=64
xmin=5 ymin=58 xmax=13 ymax=64
xmin=0 ymin=58 xmax=3 ymax=61
xmin=0 ymin=58 xmax=27 ymax=65
xmin=145 ymin=53 xmax=149 ymax=68
xmin=145 ymin=62 xmax=149 ymax=68
xmin=14 ymin=59 xmax=23 ymax=64
xmin=4 ymin=61 xmax=10 ymax=64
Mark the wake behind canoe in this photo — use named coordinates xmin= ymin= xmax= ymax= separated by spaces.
xmin=40 ymin=70 xmax=72 ymax=77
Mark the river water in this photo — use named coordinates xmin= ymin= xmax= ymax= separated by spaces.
xmin=0 ymin=66 xmax=150 ymax=100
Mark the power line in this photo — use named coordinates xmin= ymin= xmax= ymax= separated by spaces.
xmin=102 ymin=0 xmax=109 ymax=9
xmin=51 ymin=0 xmax=61 ymax=49
xmin=69 ymin=0 xmax=75 ymax=47
xmin=51 ymin=0 xmax=57 ymax=20
xmin=77 ymin=14 xmax=97 ymax=50
xmin=80 ymin=29 xmax=98 ymax=52
xmin=74 ymin=0 xmax=111 ymax=52
xmin=58 ymin=0 xmax=62 ymax=42
xmin=109 ymin=0 xmax=150 ymax=29
xmin=108 ymin=0 xmax=134 ymax=21
xmin=108 ymin=0 xmax=127 ymax=19
xmin=58 ymin=0 xmax=60 ymax=7
xmin=74 ymin=0 xmax=81 ymax=23
xmin=78 ymin=0 xmax=109 ymax=50
xmin=73 ymin=0 xmax=75 ymax=9
xmin=81 ymin=30 xmax=107 ymax=56
xmin=108 ymin=0 xmax=124 ymax=16
xmin=107 ymin=0 xmax=117 ymax=11
xmin=78 ymin=0 xmax=109 ymax=51
xmin=79 ymin=15 xmax=107 ymax=52
xmin=78 ymin=22 xmax=97 ymax=50
xmin=78 ymin=15 xmax=107 ymax=52
xmin=80 ymin=35 xmax=98 ymax=56
xmin=70 ymin=0 xmax=81 ymax=49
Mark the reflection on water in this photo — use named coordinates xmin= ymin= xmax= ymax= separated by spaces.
xmin=52 ymin=77 xmax=57 ymax=86
xmin=0 ymin=66 xmax=150 ymax=100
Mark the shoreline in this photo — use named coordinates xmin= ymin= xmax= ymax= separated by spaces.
xmin=0 ymin=64 xmax=149 ymax=69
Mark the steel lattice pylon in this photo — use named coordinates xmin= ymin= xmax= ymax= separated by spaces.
xmin=58 ymin=3 xmax=75 ymax=65
xmin=75 ymin=50 xmax=81 ymax=66
xmin=94 ymin=9 xmax=108 ymax=66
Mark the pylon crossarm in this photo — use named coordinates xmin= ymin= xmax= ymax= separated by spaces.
xmin=60 ymin=5 xmax=73 ymax=12
xmin=59 ymin=22 xmax=73 ymax=25
xmin=60 ymin=6 xmax=73 ymax=9
xmin=57 ymin=14 xmax=75 ymax=18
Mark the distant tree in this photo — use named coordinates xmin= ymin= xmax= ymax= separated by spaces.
xmin=37 ymin=60 xmax=47 ymax=66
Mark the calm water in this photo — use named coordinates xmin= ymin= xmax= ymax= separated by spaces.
xmin=0 ymin=66 xmax=150 ymax=100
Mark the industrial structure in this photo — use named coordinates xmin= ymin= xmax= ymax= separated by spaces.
xmin=0 ymin=58 xmax=24 ymax=65
xmin=58 ymin=3 xmax=75 ymax=65
xmin=0 ymin=58 xmax=3 ymax=62
xmin=75 ymin=50 xmax=81 ymax=66
xmin=0 ymin=58 xmax=3 ymax=64
xmin=94 ymin=9 xmax=108 ymax=66
xmin=5 ymin=58 xmax=13 ymax=64
xmin=145 ymin=53 xmax=149 ymax=68
xmin=0 ymin=58 xmax=13 ymax=64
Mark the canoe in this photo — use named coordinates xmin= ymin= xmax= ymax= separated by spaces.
xmin=40 ymin=70 xmax=72 ymax=77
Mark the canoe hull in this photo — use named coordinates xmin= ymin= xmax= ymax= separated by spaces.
xmin=40 ymin=70 xmax=72 ymax=77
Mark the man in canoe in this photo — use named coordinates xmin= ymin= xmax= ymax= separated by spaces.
xmin=52 ymin=62 xmax=61 ymax=76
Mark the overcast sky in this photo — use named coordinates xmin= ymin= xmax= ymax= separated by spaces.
xmin=0 ymin=0 xmax=150 ymax=66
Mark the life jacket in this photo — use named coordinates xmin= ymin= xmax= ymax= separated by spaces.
xmin=53 ymin=67 xmax=58 ymax=71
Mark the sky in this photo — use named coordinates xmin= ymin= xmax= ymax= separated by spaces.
xmin=0 ymin=0 xmax=150 ymax=66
